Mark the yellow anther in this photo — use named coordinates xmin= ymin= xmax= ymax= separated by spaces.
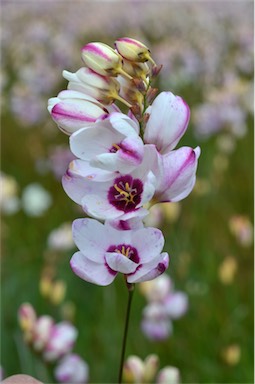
xmin=112 ymin=143 xmax=121 ymax=151
xmin=114 ymin=183 xmax=129 ymax=197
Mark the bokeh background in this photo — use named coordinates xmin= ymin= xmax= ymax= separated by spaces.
xmin=1 ymin=0 xmax=254 ymax=383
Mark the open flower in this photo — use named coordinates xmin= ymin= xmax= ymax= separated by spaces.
xmin=62 ymin=145 xmax=157 ymax=221
xmin=69 ymin=112 xmax=144 ymax=173
xmin=48 ymin=90 xmax=109 ymax=135
xmin=70 ymin=218 xmax=169 ymax=286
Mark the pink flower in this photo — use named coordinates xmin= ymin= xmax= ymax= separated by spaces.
xmin=70 ymin=218 xmax=169 ymax=286
xmin=62 ymin=145 xmax=157 ymax=221
xmin=43 ymin=321 xmax=78 ymax=361
xmin=69 ymin=112 xmax=144 ymax=173
xmin=54 ymin=354 xmax=89 ymax=384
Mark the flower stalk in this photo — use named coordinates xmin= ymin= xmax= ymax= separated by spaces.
xmin=118 ymin=283 xmax=135 ymax=384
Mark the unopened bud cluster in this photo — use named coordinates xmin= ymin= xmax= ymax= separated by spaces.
xmin=48 ymin=37 xmax=161 ymax=135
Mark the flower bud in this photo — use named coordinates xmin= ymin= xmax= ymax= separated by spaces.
xmin=122 ymin=355 xmax=144 ymax=383
xmin=122 ymin=59 xmax=150 ymax=81
xmin=156 ymin=366 xmax=181 ymax=384
xmin=81 ymin=42 xmax=126 ymax=77
xmin=143 ymin=354 xmax=159 ymax=382
xmin=48 ymin=90 xmax=109 ymax=135
xmin=33 ymin=315 xmax=54 ymax=351
xmin=63 ymin=67 xmax=121 ymax=105
xmin=18 ymin=303 xmax=37 ymax=342
xmin=115 ymin=37 xmax=154 ymax=63
xmin=43 ymin=321 xmax=78 ymax=362
xmin=117 ymin=76 xmax=144 ymax=110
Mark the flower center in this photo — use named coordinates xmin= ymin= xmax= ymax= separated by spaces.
xmin=107 ymin=244 xmax=139 ymax=263
xmin=107 ymin=175 xmax=143 ymax=212
xmin=109 ymin=143 xmax=121 ymax=153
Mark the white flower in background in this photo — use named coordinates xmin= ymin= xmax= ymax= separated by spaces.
xmin=21 ymin=183 xmax=52 ymax=217
xmin=47 ymin=222 xmax=74 ymax=251
xmin=0 ymin=172 xmax=20 ymax=215
xmin=54 ymin=354 xmax=89 ymax=383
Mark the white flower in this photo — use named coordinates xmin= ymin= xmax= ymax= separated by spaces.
xmin=70 ymin=218 xmax=169 ymax=286
xmin=21 ymin=183 xmax=52 ymax=217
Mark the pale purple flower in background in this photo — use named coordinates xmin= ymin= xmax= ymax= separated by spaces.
xmin=49 ymin=145 xmax=76 ymax=180
xmin=43 ymin=321 xmax=78 ymax=362
xmin=141 ymin=303 xmax=172 ymax=341
xmin=140 ymin=275 xmax=188 ymax=341
xmin=54 ymin=354 xmax=89 ymax=384
xmin=70 ymin=218 xmax=169 ymax=286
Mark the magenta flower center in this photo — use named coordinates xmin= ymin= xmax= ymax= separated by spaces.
xmin=107 ymin=244 xmax=139 ymax=263
xmin=107 ymin=175 xmax=143 ymax=212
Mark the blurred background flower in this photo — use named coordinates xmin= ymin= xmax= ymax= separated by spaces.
xmin=1 ymin=1 xmax=253 ymax=383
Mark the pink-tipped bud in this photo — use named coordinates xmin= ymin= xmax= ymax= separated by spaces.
xmin=18 ymin=303 xmax=37 ymax=341
xmin=81 ymin=42 xmax=123 ymax=77
xmin=122 ymin=60 xmax=150 ymax=80
xmin=48 ymin=90 xmax=109 ymax=135
xmin=123 ymin=355 xmax=144 ymax=383
xmin=33 ymin=315 xmax=54 ymax=351
xmin=143 ymin=354 xmax=159 ymax=382
xmin=115 ymin=37 xmax=153 ymax=63
xmin=63 ymin=67 xmax=120 ymax=105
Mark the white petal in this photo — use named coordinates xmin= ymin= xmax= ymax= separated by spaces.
xmin=105 ymin=252 xmax=138 ymax=274
xmin=70 ymin=251 xmax=116 ymax=286
xmin=132 ymin=227 xmax=164 ymax=262
xmin=72 ymin=219 xmax=108 ymax=261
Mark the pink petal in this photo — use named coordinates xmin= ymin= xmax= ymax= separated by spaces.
xmin=155 ymin=146 xmax=201 ymax=202
xmin=127 ymin=252 xmax=169 ymax=283
xmin=144 ymin=92 xmax=190 ymax=154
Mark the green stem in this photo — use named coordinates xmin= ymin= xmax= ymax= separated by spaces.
xmin=118 ymin=283 xmax=135 ymax=383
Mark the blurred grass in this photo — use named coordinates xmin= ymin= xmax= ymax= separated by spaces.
xmin=1 ymin=104 xmax=253 ymax=383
